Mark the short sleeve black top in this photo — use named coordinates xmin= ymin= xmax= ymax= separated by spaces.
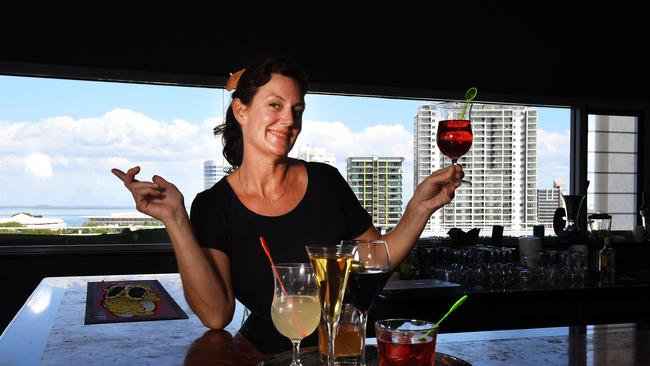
xmin=189 ymin=160 xmax=372 ymax=322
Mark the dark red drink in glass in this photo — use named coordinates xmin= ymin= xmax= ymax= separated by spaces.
xmin=377 ymin=338 xmax=435 ymax=366
xmin=375 ymin=319 xmax=438 ymax=366
xmin=436 ymin=119 xmax=473 ymax=163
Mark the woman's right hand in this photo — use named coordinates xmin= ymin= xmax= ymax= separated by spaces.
xmin=111 ymin=166 xmax=185 ymax=224
xmin=113 ymin=167 xmax=234 ymax=329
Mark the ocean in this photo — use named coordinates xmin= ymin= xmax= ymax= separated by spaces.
xmin=0 ymin=206 xmax=138 ymax=227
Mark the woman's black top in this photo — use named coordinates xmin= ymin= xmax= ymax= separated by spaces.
xmin=190 ymin=160 xmax=372 ymax=353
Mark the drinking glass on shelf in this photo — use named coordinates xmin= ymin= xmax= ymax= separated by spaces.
xmin=436 ymin=101 xmax=473 ymax=184
xmin=306 ymin=244 xmax=357 ymax=366
xmin=342 ymin=239 xmax=392 ymax=364
xmin=519 ymin=255 xmax=532 ymax=290
xmin=270 ymin=263 xmax=321 ymax=366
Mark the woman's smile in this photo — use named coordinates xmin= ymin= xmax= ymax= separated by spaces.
xmin=267 ymin=129 xmax=290 ymax=140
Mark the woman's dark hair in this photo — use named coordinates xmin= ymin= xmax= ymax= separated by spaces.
xmin=213 ymin=58 xmax=308 ymax=168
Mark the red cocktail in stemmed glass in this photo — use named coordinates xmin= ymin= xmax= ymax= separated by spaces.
xmin=437 ymin=120 xmax=473 ymax=163
xmin=436 ymin=101 xmax=473 ymax=184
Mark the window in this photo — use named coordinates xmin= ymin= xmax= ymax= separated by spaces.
xmin=0 ymin=74 xmax=575 ymax=244
xmin=587 ymin=113 xmax=639 ymax=230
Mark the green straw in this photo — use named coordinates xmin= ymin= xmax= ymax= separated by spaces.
xmin=419 ymin=295 xmax=468 ymax=341
xmin=460 ymin=87 xmax=478 ymax=120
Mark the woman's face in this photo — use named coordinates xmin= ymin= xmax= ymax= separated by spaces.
xmin=235 ymin=73 xmax=305 ymax=161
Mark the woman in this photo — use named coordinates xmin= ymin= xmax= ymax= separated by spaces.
xmin=112 ymin=58 xmax=464 ymax=353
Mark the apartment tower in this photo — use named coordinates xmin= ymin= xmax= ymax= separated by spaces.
xmin=537 ymin=179 xmax=565 ymax=229
xmin=346 ymin=157 xmax=404 ymax=233
xmin=297 ymin=145 xmax=336 ymax=167
xmin=203 ymin=160 xmax=229 ymax=190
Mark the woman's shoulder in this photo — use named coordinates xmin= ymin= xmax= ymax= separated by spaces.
xmin=192 ymin=177 xmax=232 ymax=208
xmin=300 ymin=160 xmax=347 ymax=195
xmin=303 ymin=160 xmax=340 ymax=177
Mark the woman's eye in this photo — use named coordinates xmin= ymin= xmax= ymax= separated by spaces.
xmin=269 ymin=103 xmax=281 ymax=109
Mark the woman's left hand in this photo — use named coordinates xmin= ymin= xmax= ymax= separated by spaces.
xmin=373 ymin=164 xmax=464 ymax=268
xmin=410 ymin=164 xmax=464 ymax=215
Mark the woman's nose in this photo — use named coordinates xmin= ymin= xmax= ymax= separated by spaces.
xmin=279 ymin=108 xmax=295 ymax=126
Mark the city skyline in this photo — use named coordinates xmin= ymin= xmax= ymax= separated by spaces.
xmin=0 ymin=75 xmax=570 ymax=207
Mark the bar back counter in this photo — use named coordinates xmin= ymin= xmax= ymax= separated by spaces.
xmin=372 ymin=237 xmax=650 ymax=335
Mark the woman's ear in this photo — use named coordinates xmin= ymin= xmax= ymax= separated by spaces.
xmin=232 ymin=99 xmax=247 ymax=124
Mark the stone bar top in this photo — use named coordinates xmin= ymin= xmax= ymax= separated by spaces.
xmin=0 ymin=274 xmax=648 ymax=365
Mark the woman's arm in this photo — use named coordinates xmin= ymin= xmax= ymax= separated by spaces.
xmin=165 ymin=212 xmax=235 ymax=329
xmin=355 ymin=165 xmax=463 ymax=269
xmin=112 ymin=167 xmax=234 ymax=329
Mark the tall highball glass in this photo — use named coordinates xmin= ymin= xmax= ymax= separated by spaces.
xmin=306 ymin=244 xmax=357 ymax=366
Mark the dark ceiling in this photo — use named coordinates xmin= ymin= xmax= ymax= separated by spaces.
xmin=1 ymin=5 xmax=648 ymax=106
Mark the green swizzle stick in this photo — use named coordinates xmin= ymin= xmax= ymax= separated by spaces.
xmin=419 ymin=295 xmax=468 ymax=341
xmin=460 ymin=87 xmax=477 ymax=120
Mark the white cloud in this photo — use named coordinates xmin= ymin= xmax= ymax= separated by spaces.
xmin=0 ymin=109 xmax=224 ymax=206
xmin=296 ymin=120 xmax=413 ymax=163
xmin=537 ymin=128 xmax=571 ymax=188
xmin=203 ymin=117 xmax=222 ymax=132
xmin=0 ymin=121 xmax=24 ymax=148
xmin=537 ymin=129 xmax=569 ymax=154
xmin=2 ymin=108 xmax=223 ymax=161
xmin=24 ymin=153 xmax=53 ymax=178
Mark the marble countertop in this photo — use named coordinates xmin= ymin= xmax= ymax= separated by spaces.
xmin=436 ymin=324 xmax=647 ymax=366
xmin=0 ymin=274 xmax=253 ymax=365
xmin=1 ymin=274 xmax=648 ymax=365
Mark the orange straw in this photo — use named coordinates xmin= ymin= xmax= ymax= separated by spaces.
xmin=259 ymin=236 xmax=288 ymax=296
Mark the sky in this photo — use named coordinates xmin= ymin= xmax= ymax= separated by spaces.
xmin=0 ymin=75 xmax=571 ymax=207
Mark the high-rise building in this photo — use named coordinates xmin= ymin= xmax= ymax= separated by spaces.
xmin=346 ymin=157 xmax=404 ymax=233
xmin=414 ymin=103 xmax=537 ymax=235
xmin=537 ymin=179 xmax=565 ymax=229
xmin=203 ymin=160 xmax=229 ymax=190
xmin=297 ymin=145 xmax=336 ymax=167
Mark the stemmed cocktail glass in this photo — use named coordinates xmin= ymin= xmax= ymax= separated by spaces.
xmin=342 ymin=239 xmax=392 ymax=365
xmin=306 ymin=244 xmax=357 ymax=366
xmin=270 ymin=263 xmax=321 ymax=366
xmin=436 ymin=101 xmax=473 ymax=184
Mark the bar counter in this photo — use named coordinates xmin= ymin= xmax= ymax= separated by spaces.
xmin=1 ymin=273 xmax=649 ymax=365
